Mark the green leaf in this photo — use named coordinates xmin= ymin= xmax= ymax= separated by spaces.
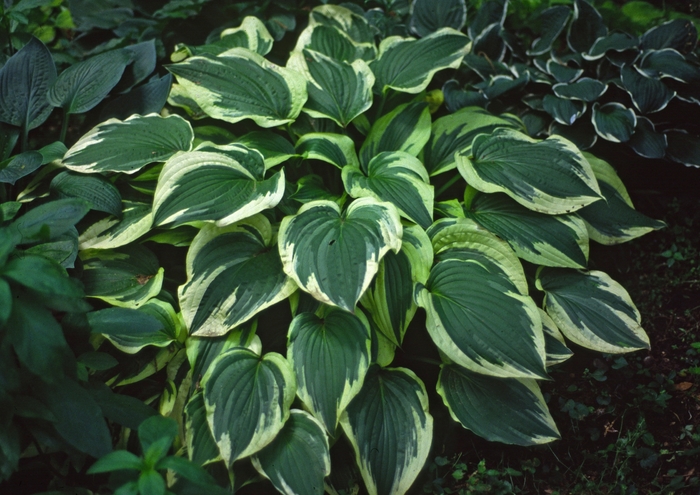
xmin=457 ymin=129 xmax=602 ymax=215
xmin=167 ymin=48 xmax=307 ymax=128
xmin=0 ymin=37 xmax=56 ymax=131
xmin=620 ymin=65 xmax=675 ymax=114
xmin=542 ymin=94 xmax=586 ymax=125
xmin=50 ymin=171 xmax=122 ymax=217
xmin=409 ymin=0 xmax=467 ymax=38
xmin=139 ymin=415 xmax=177 ymax=457
xmin=87 ymin=381 xmax=158 ymax=430
xmin=308 ymin=5 xmax=376 ymax=53
xmin=63 ymin=114 xmax=193 ymax=174
xmin=156 ymin=455 xmax=219 ymax=487
xmin=294 ymin=23 xmax=375 ymax=63
xmin=296 ymin=132 xmax=359 ymax=169
xmin=640 ymin=48 xmax=700 ymax=84
xmin=547 ymin=60 xmax=584 ymax=83
xmin=87 ymin=450 xmax=142 ymax=474
xmin=552 ymin=78 xmax=607 ymax=102
xmin=416 ymin=258 xmax=547 ymax=379
xmin=203 ymin=349 xmax=296 ymax=466
xmin=9 ymin=198 xmax=90 ymax=245
xmin=640 ymin=18 xmax=698 ymax=52
xmin=119 ymin=39 xmax=157 ymax=92
xmin=185 ymin=391 xmax=220 ymax=466
xmin=587 ymin=32 xmax=639 ymax=59
xmin=370 ymin=28 xmax=470 ymax=94
xmin=100 ymin=73 xmax=173 ymax=121
xmin=666 ymin=130 xmax=700 ymax=168
xmin=237 ymin=130 xmax=297 ymax=169
xmin=287 ymin=308 xmax=371 ymax=433
xmin=359 ymin=101 xmax=431 ymax=170
xmin=179 ymin=216 xmax=296 ymax=337
xmin=540 ymin=308 xmax=573 ymax=366
xmin=290 ymin=175 xmax=342 ymax=204
xmin=343 ymin=151 xmax=433 ymax=228
xmin=591 ymin=102 xmax=637 ymax=143
xmin=536 ymin=267 xmax=650 ymax=353
xmin=437 ymin=363 xmax=560 ymax=446
xmin=252 ymin=410 xmax=331 ymax=495
xmin=341 ymin=366 xmax=433 ymax=495
xmin=218 ymin=16 xmax=274 ymax=56
xmin=0 ymin=279 xmax=11 ymax=327
xmin=138 ymin=469 xmax=166 ymax=495
xmin=24 ymin=227 xmax=79 ymax=269
xmin=527 ymin=6 xmax=571 ymax=56
xmin=0 ymin=151 xmax=42 ymax=185
xmin=152 ymin=144 xmax=284 ymax=228
xmin=567 ymin=0 xmax=607 ymax=54
xmin=79 ymin=201 xmax=153 ymax=250
xmin=278 ymin=198 xmax=402 ymax=311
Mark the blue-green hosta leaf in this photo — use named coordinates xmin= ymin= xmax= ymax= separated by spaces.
xmin=549 ymin=119 xmax=598 ymax=151
xmin=0 ymin=151 xmax=42 ymax=185
xmin=179 ymin=215 xmax=296 ymax=337
xmin=567 ymin=0 xmax=607 ymax=55
xmin=472 ymin=23 xmax=506 ymax=63
xmin=25 ymin=227 xmax=79 ymax=269
xmin=118 ymin=40 xmax=157 ymax=93
xmin=237 ymin=131 xmax=297 ymax=170
xmin=152 ymin=145 xmax=284 ymax=228
xmin=50 ymin=171 xmax=122 ymax=217
xmin=536 ymin=267 xmax=650 ymax=353
xmin=290 ymin=175 xmax=343 ymax=205
xmin=468 ymin=0 xmax=507 ymax=43
xmin=578 ymin=153 xmax=665 ymax=244
xmin=9 ymin=198 xmax=90 ymax=245
xmin=288 ymin=49 xmax=374 ymax=128
xmin=456 ymin=129 xmax=602 ymax=215
xmin=252 ymin=410 xmax=330 ymax=495
xmin=370 ymin=28 xmax=470 ymax=94
xmin=641 ymin=18 xmax=698 ymax=52
xmin=437 ymin=363 xmax=559 ymax=446
xmin=63 ymin=114 xmax=194 ymax=174
xmin=167 ymin=48 xmax=307 ymax=128
xmin=546 ymin=60 xmax=584 ymax=83
xmin=279 ymin=198 xmax=402 ymax=312
xmin=427 ymin=217 xmax=528 ymax=295
xmin=295 ymin=133 xmax=359 ymax=169
xmin=359 ymin=101 xmax=431 ymax=170
xmin=416 ymin=258 xmax=547 ymax=378
xmin=639 ymin=49 xmax=700 ymax=83
xmin=185 ymin=391 xmax=220 ymax=466
xmin=465 ymin=193 xmax=589 ymax=268
xmin=203 ymin=349 xmax=296 ymax=466
xmin=620 ymin=65 xmax=675 ymax=114
xmin=48 ymin=47 xmax=131 ymax=114
xmin=80 ymin=244 xmax=163 ymax=309
xmin=527 ymin=6 xmax=571 ymax=56
xmin=409 ymin=0 xmax=467 ymax=38
xmin=587 ymin=32 xmax=639 ymax=60
xmin=423 ymin=106 xmax=522 ymax=176
xmin=287 ymin=309 xmax=370 ymax=433
xmin=628 ymin=116 xmax=667 ymax=159
xmin=480 ymin=73 xmax=529 ymax=101
xmin=360 ymin=224 xmax=433 ymax=346
xmin=666 ymin=130 xmax=700 ymax=168
xmin=543 ymin=94 xmax=586 ymax=125
xmin=540 ymin=308 xmax=573 ymax=366
xmin=591 ymin=102 xmax=637 ymax=142
xmin=79 ymin=201 xmax=152 ymax=250
xmin=343 ymin=151 xmax=433 ymax=229
xmin=340 ymin=366 xmax=432 ymax=495
xmin=552 ymin=78 xmax=607 ymax=102
xmin=0 ymin=37 xmax=56 ymax=131
xmin=100 ymin=73 xmax=173 ymax=121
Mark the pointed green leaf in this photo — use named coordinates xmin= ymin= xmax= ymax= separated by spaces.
xmin=587 ymin=32 xmax=638 ymax=59
xmin=215 ymin=16 xmax=274 ymax=56
xmin=50 ymin=171 xmax=122 ymax=217
xmin=185 ymin=391 xmax=221 ymax=466
xmin=88 ymin=450 xmax=142 ymax=474
xmin=437 ymin=363 xmax=559 ymax=446
xmin=293 ymin=24 xmax=375 ymax=63
xmin=592 ymin=102 xmax=637 ymax=142
xmin=308 ymin=5 xmax=376 ymax=51
xmin=237 ymin=130 xmax=297 ymax=169
xmin=640 ymin=49 xmax=700 ymax=84
xmin=553 ymin=78 xmax=607 ymax=102
xmin=536 ymin=267 xmax=650 ymax=353
xmin=527 ymin=6 xmax=571 ymax=56
xmin=567 ymin=0 xmax=607 ymax=54
xmin=542 ymin=94 xmax=586 ymax=125
xmin=179 ymin=216 xmax=297 ymax=337
xmin=641 ymin=18 xmax=698 ymax=52
xmin=203 ymin=349 xmax=296 ymax=466
xmin=546 ymin=60 xmax=583 ymax=83
xmin=79 ymin=201 xmax=153 ymax=250
xmin=9 ymin=198 xmax=90 ymax=245
xmin=620 ymin=65 xmax=675 ymax=114
xmin=278 ymin=198 xmax=402 ymax=311
xmin=63 ymin=114 xmax=194 ymax=174
xmin=290 ymin=175 xmax=343 ymax=204
xmin=409 ymin=0 xmax=467 ymax=38
xmin=296 ymin=132 xmax=359 ymax=169
xmin=0 ymin=151 xmax=42 ymax=185
xmin=101 ymin=72 xmax=173 ymax=121
xmin=24 ymin=227 xmax=79 ymax=269
xmin=540 ymin=308 xmax=573 ymax=366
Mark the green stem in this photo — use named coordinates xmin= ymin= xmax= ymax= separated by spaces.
xmin=59 ymin=110 xmax=70 ymax=144
xmin=435 ymin=173 xmax=462 ymax=198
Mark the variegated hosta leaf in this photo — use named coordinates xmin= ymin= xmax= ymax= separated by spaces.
xmin=202 ymin=349 xmax=296 ymax=466
xmin=409 ymin=0 xmax=467 ymax=38
xmin=416 ymin=258 xmax=547 ymax=378
xmin=465 ymin=193 xmax=589 ymax=268
xmin=179 ymin=216 xmax=297 ymax=337
xmin=79 ymin=201 xmax=152 ymax=250
xmin=63 ymin=114 xmax=194 ymax=174
xmin=308 ymin=5 xmax=376 ymax=54
xmin=423 ymin=106 xmax=522 ymax=176
xmin=295 ymin=132 xmax=359 ymax=169
xmin=80 ymin=244 xmax=163 ymax=309
xmin=278 ymin=198 xmax=402 ymax=311
xmin=427 ymin=217 xmax=528 ymax=296
xmin=185 ymin=391 xmax=221 ymax=466
xmin=578 ymin=154 xmax=665 ymax=244
xmin=252 ymin=410 xmax=331 ymax=495
xmin=536 ymin=267 xmax=650 ymax=353
xmin=370 ymin=28 xmax=470 ymax=94
xmin=456 ymin=128 xmax=602 ymax=215
xmin=341 ymin=366 xmax=433 ymax=495
xmin=288 ymin=49 xmax=374 ymax=127
xmin=287 ymin=308 xmax=371 ymax=434
xmin=167 ymin=47 xmax=307 ymax=128
xmin=290 ymin=175 xmax=343 ymax=205
xmin=437 ymin=363 xmax=560 ymax=446
xmin=343 ymin=151 xmax=434 ymax=229
xmin=360 ymin=224 xmax=433 ymax=346
xmin=359 ymin=101 xmax=431 ymax=170
xmin=237 ymin=130 xmax=297 ymax=170
xmin=539 ymin=308 xmax=573 ymax=366
xmin=292 ymin=24 xmax=375 ymax=64
xmin=152 ymin=144 xmax=284 ymax=228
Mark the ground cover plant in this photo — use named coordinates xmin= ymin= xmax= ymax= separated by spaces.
xmin=0 ymin=0 xmax=692 ymax=494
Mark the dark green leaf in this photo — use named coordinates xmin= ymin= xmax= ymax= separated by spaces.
xmin=641 ymin=18 xmax=698 ymax=52
xmin=409 ymin=0 xmax=467 ymax=38
xmin=51 ymin=171 xmax=122 ymax=217
xmin=620 ymin=65 xmax=675 ymax=114
xmin=87 ymin=450 xmax=142 ymax=474
xmin=666 ymin=130 xmax=700 ymax=168
xmin=100 ymin=73 xmax=173 ymax=121
xmin=542 ymin=94 xmax=586 ymax=125
xmin=592 ymin=102 xmax=637 ymax=142
xmin=552 ymin=78 xmax=607 ymax=102
xmin=567 ymin=0 xmax=607 ymax=54
xmin=628 ymin=117 xmax=667 ymax=159
xmin=528 ymin=6 xmax=571 ymax=56
xmin=0 ymin=151 xmax=42 ymax=184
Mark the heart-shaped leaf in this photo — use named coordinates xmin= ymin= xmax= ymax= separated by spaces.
xmin=567 ymin=0 xmax=607 ymax=54
xmin=552 ymin=78 xmax=607 ymax=102
xmin=591 ymin=102 xmax=637 ymax=142
xmin=620 ymin=65 xmax=675 ymax=114
xmin=528 ymin=6 xmax=571 ymax=56
xmin=296 ymin=133 xmax=359 ymax=169
xmin=409 ymin=0 xmax=467 ymax=38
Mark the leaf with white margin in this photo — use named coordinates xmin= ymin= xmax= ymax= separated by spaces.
xmin=539 ymin=308 xmax=573 ymax=366
xmin=409 ymin=0 xmax=467 ymax=38
xmin=167 ymin=48 xmax=307 ymax=128
xmin=437 ymin=363 xmax=560 ymax=446
xmin=360 ymin=223 xmax=433 ymax=346
xmin=577 ymin=153 xmax=665 ymax=244
xmin=185 ymin=391 xmax=220 ymax=466
xmin=536 ymin=267 xmax=650 ymax=353
xmin=79 ymin=201 xmax=152 ymax=250
xmin=252 ymin=410 xmax=330 ymax=495
xmin=343 ymin=151 xmax=433 ymax=229
xmin=292 ymin=24 xmax=375 ymax=63
xmin=287 ymin=308 xmax=370 ymax=434
xmin=370 ymin=28 xmax=470 ymax=94
xmin=308 ymin=5 xmax=376 ymax=49
xmin=527 ymin=6 xmax=571 ymax=56
xmin=340 ymin=366 xmax=433 ymax=495
xmin=591 ymin=102 xmax=637 ymax=143
xmin=628 ymin=117 xmax=667 ymax=159
xmin=152 ymin=144 xmax=284 ymax=228
xmin=465 ymin=193 xmax=589 ymax=268
xmin=202 ymin=348 xmax=296 ymax=466
xmin=179 ymin=215 xmax=297 ymax=337
xmin=552 ymin=78 xmax=607 ymax=102
xmin=567 ymin=0 xmax=607 ymax=54
xmin=278 ymin=198 xmax=402 ymax=312
xmin=296 ymin=133 xmax=359 ymax=169
xmin=456 ymin=128 xmax=602 ymax=215
xmin=288 ymin=49 xmax=374 ymax=127
xmin=427 ymin=217 xmax=528 ymax=295
xmin=237 ymin=130 xmax=297 ymax=170
xmin=620 ymin=65 xmax=675 ymax=114
xmin=416 ymin=258 xmax=547 ymax=379
xmin=63 ymin=114 xmax=193 ymax=174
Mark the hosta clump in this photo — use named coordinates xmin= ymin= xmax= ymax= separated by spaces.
xmin=443 ymin=0 xmax=700 ymax=167
xmin=23 ymin=4 xmax=664 ymax=494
